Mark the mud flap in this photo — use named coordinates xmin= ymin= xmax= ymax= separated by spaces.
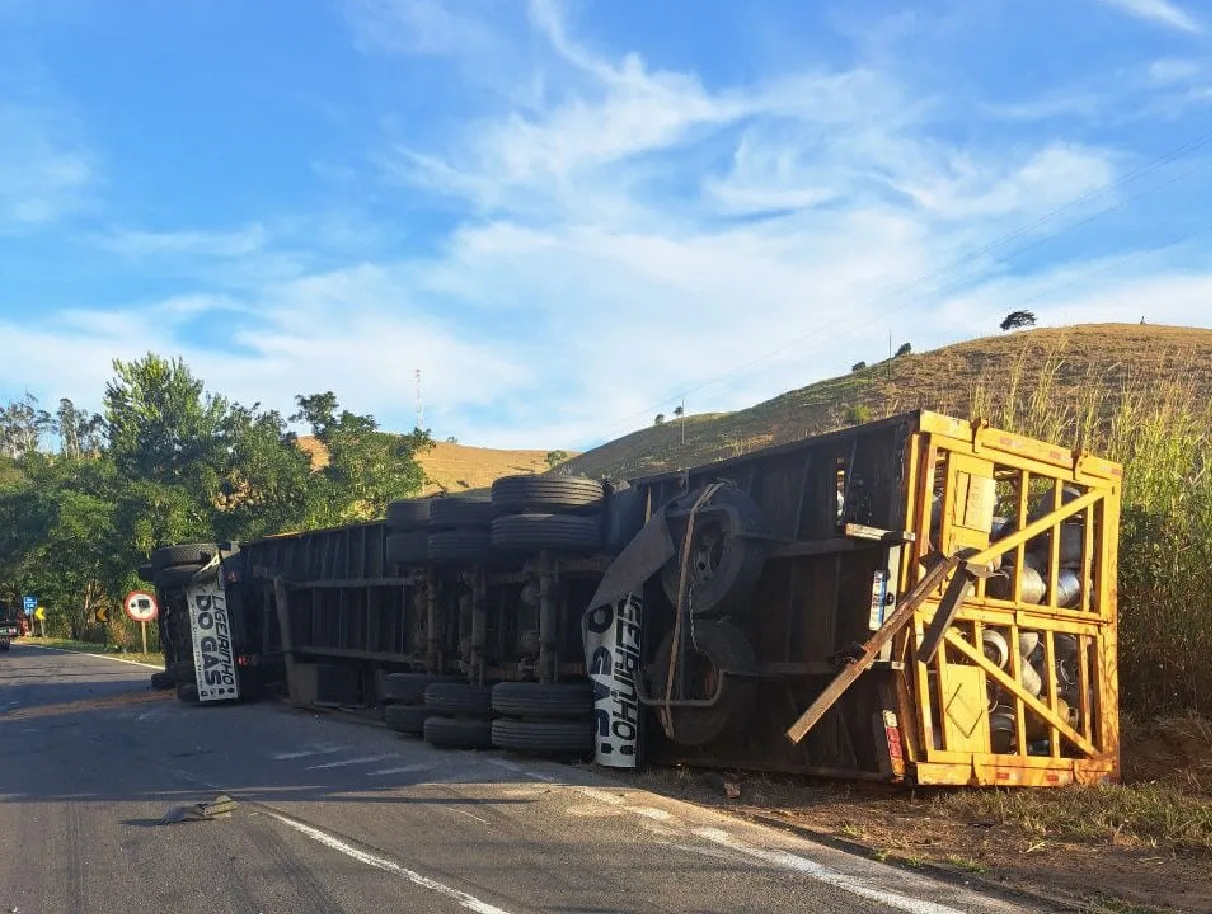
xmin=583 ymin=595 xmax=643 ymax=768
xmin=185 ymin=561 xmax=240 ymax=703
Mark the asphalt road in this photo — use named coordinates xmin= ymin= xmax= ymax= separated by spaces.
xmin=0 ymin=645 xmax=1051 ymax=914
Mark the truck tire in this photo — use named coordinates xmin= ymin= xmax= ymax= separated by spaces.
xmin=384 ymin=704 xmax=432 ymax=735
xmin=645 ymin=621 xmax=757 ymax=747
xmin=155 ymin=564 xmax=205 ymax=590
xmin=422 ymin=682 xmax=493 ymax=716
xmin=151 ymin=543 xmax=217 ymax=571
xmin=137 ymin=563 xmax=155 ymax=583
xmin=661 ymin=486 xmax=767 ymax=618
xmin=380 ymin=672 xmax=452 ymax=705
xmin=176 ymin=681 xmax=200 ymax=703
xmin=491 ymin=681 xmax=593 ymax=719
xmin=386 ymin=532 xmax=428 ymax=566
xmin=150 ymin=671 xmax=174 ymax=690
xmin=386 ymin=498 xmax=432 ymax=531
xmin=490 ymin=514 xmax=602 ymax=553
xmin=423 ymin=715 xmax=493 ymax=750
xmin=430 ymin=494 xmax=494 ymax=528
xmin=491 ymin=475 xmax=604 ymax=514
xmin=491 ymin=719 xmax=593 ymax=755
xmin=427 ymin=530 xmax=492 ymax=563
xmin=0 ymin=640 xmax=9 ymax=652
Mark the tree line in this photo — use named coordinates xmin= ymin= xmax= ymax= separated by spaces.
xmin=0 ymin=354 xmax=432 ymax=644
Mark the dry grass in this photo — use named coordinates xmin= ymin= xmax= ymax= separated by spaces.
xmin=563 ymin=323 xmax=1212 ymax=480
xmin=935 ymin=781 xmax=1212 ymax=854
xmin=297 ymin=437 xmax=570 ymax=495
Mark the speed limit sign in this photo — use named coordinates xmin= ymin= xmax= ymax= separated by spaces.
xmin=124 ymin=591 xmax=159 ymax=623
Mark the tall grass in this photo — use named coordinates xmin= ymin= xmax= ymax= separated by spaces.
xmin=971 ymin=347 xmax=1212 ymax=715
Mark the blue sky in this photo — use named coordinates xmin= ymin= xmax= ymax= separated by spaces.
xmin=2 ymin=0 xmax=1212 ymax=449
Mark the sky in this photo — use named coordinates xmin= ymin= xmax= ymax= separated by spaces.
xmin=2 ymin=0 xmax=1212 ymax=449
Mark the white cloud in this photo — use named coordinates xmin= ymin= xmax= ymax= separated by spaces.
xmin=0 ymin=266 xmax=530 ymax=437
xmin=0 ymin=103 xmax=92 ymax=230
xmin=11 ymin=0 xmax=1212 ymax=453
xmin=342 ymin=0 xmax=495 ymax=56
xmin=1148 ymin=58 xmax=1204 ymax=84
xmin=1095 ymin=0 xmax=1201 ymax=33
xmin=101 ymin=224 xmax=266 ymax=258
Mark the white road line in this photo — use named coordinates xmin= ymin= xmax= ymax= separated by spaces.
xmin=453 ymin=808 xmax=490 ymax=826
xmin=480 ymin=761 xmax=983 ymax=914
xmin=693 ymin=828 xmax=971 ymax=914
xmin=24 ymin=644 xmax=163 ymax=669
xmin=305 ymin=754 xmax=392 ymax=770
xmin=265 ymin=811 xmax=513 ymax=914
xmin=274 ymin=747 xmax=343 ymax=761
xmin=366 ymin=763 xmax=436 ymax=776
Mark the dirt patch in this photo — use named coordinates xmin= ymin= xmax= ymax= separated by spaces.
xmin=296 ymin=438 xmax=571 ymax=495
xmin=613 ymin=716 xmax=1212 ymax=913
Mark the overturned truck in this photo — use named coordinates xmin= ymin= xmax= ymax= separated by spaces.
xmin=147 ymin=411 xmax=1121 ymax=787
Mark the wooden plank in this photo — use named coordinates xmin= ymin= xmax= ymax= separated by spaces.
xmin=918 ymin=561 xmax=973 ymax=664
xmin=968 ymin=489 xmax=1102 ymax=568
xmin=785 ymin=554 xmax=958 ymax=745
xmin=942 ymin=628 xmax=1097 ymax=756
xmin=1044 ymin=631 xmax=1061 ymax=758
xmin=843 ymin=522 xmax=916 ymax=544
xmin=1078 ymin=633 xmax=1092 ymax=742
xmin=271 ymin=576 xmax=302 ymax=708
xmin=769 ymin=537 xmax=878 ymax=559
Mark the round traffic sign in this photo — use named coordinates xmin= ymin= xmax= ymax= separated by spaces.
xmin=124 ymin=591 xmax=159 ymax=623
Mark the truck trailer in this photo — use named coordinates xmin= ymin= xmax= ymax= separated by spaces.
xmin=145 ymin=410 xmax=1121 ymax=788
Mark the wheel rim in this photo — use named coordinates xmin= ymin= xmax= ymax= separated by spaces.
xmin=688 ymin=521 xmax=726 ymax=587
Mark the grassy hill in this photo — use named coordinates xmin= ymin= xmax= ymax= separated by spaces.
xmin=297 ymin=437 xmax=567 ymax=496
xmin=560 ymin=324 xmax=1212 ymax=481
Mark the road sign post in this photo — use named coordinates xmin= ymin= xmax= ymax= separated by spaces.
xmin=123 ymin=592 xmax=158 ymax=655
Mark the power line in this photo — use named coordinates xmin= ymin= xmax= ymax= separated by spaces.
xmin=599 ymin=126 xmax=1212 ymax=438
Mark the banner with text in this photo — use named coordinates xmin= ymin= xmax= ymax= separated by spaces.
xmin=584 ymin=595 xmax=643 ymax=768
xmin=187 ymin=574 xmax=240 ymax=702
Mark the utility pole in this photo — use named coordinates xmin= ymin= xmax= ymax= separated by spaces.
xmin=887 ymin=331 xmax=893 ymax=381
xmin=680 ymin=399 xmax=686 ymax=445
xmin=415 ymin=370 xmax=424 ymax=431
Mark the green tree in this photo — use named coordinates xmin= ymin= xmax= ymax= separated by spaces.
xmin=0 ymin=393 xmax=52 ymax=459
xmin=292 ymin=392 xmax=433 ymax=525
xmin=895 ymin=342 xmax=912 ymax=357
xmin=545 ymin=450 xmax=571 ymax=470
xmin=999 ymin=310 xmax=1036 ymax=331
xmin=54 ymin=398 xmax=104 ymax=458
xmin=104 ymin=354 xmax=229 ymax=489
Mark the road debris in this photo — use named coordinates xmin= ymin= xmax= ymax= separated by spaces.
xmin=160 ymin=794 xmax=237 ymax=824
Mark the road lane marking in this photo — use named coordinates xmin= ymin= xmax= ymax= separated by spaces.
xmin=693 ymin=827 xmax=973 ymax=914
xmin=274 ymin=746 xmax=343 ymax=760
xmin=305 ymin=754 xmax=392 ymax=770
xmin=453 ymin=808 xmax=490 ymax=825
xmin=483 ymin=760 xmax=987 ymax=914
xmin=265 ymin=811 xmax=514 ymax=914
xmin=22 ymin=644 xmax=163 ymax=669
xmin=366 ymin=763 xmax=436 ymax=776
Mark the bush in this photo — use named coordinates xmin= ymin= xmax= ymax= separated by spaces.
xmin=895 ymin=342 xmax=911 ymax=357
xmin=851 ymin=361 xmax=867 ymax=372
xmin=844 ymin=404 xmax=873 ymax=425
